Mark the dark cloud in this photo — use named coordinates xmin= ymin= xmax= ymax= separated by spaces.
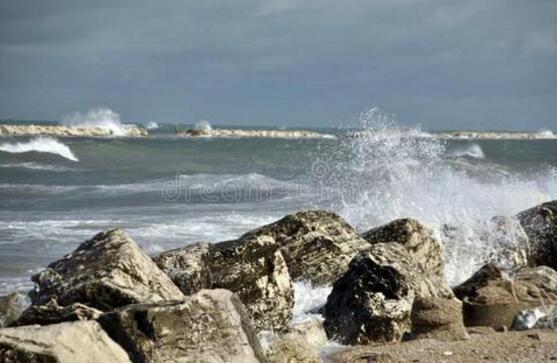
xmin=0 ymin=0 xmax=556 ymax=129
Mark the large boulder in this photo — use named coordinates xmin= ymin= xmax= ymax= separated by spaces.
xmin=153 ymin=242 xmax=213 ymax=295
xmin=517 ymin=200 xmax=557 ymax=268
xmin=16 ymin=300 xmax=102 ymax=326
xmin=0 ymin=292 xmax=30 ymax=327
xmin=323 ymin=243 xmax=454 ymax=345
xmin=154 ymin=237 xmax=294 ymax=332
xmin=31 ymin=229 xmax=184 ymax=313
xmin=361 ymin=218 xmax=445 ymax=279
xmin=209 ymin=236 xmax=294 ymax=332
xmin=266 ymin=319 xmax=328 ymax=363
xmin=453 ymin=264 xmax=557 ymax=329
xmin=240 ymin=210 xmax=370 ymax=285
xmin=0 ymin=321 xmax=131 ymax=363
xmin=98 ymin=289 xmax=266 ymax=363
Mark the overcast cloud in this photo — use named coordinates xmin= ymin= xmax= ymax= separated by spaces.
xmin=0 ymin=0 xmax=556 ymax=129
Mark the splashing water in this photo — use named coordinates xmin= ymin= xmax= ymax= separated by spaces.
xmin=62 ymin=107 xmax=129 ymax=136
xmin=311 ymin=108 xmax=557 ymax=285
xmin=194 ymin=120 xmax=213 ymax=131
xmin=146 ymin=121 xmax=159 ymax=130
xmin=0 ymin=137 xmax=78 ymax=162
xmin=448 ymin=144 xmax=485 ymax=159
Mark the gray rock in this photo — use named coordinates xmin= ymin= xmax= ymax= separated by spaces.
xmin=362 ymin=218 xmax=445 ymax=279
xmin=409 ymin=297 xmax=469 ymax=341
xmin=98 ymin=289 xmax=266 ymax=363
xmin=16 ymin=300 xmax=102 ymax=326
xmin=31 ymin=229 xmax=184 ymax=312
xmin=0 ymin=292 xmax=30 ymax=328
xmin=154 ymin=237 xmax=294 ymax=332
xmin=323 ymin=243 xmax=454 ymax=345
xmin=266 ymin=319 xmax=328 ymax=363
xmin=240 ymin=210 xmax=370 ymax=285
xmin=210 ymin=236 xmax=294 ymax=332
xmin=153 ymin=242 xmax=213 ymax=295
xmin=0 ymin=320 xmax=131 ymax=363
xmin=517 ymin=200 xmax=557 ymax=268
xmin=512 ymin=306 xmax=552 ymax=331
xmin=454 ymin=264 xmax=557 ymax=329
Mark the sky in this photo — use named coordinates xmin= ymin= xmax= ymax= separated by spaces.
xmin=0 ymin=0 xmax=556 ymax=130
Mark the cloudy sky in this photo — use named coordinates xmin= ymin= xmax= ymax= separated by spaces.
xmin=0 ymin=0 xmax=556 ymax=130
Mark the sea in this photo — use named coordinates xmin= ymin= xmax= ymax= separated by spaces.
xmin=1 ymin=109 xmax=556 ymax=320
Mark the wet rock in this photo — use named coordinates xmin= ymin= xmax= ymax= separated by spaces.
xmin=454 ymin=264 xmax=557 ymax=329
xmin=266 ymin=319 xmax=328 ymax=363
xmin=153 ymin=242 xmax=213 ymax=295
xmin=31 ymin=229 xmax=184 ymax=311
xmin=362 ymin=218 xmax=445 ymax=279
xmin=0 ymin=320 xmax=131 ymax=363
xmin=0 ymin=124 xmax=148 ymax=137
xmin=240 ymin=210 xmax=370 ymax=285
xmin=517 ymin=200 xmax=557 ymax=268
xmin=16 ymin=300 xmax=102 ymax=326
xmin=209 ymin=236 xmax=294 ymax=332
xmin=409 ymin=297 xmax=468 ymax=341
xmin=0 ymin=292 xmax=30 ymax=328
xmin=323 ymin=243 xmax=454 ymax=345
xmin=98 ymin=289 xmax=265 ymax=363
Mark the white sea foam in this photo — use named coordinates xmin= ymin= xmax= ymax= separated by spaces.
xmin=62 ymin=107 xmax=129 ymax=136
xmin=195 ymin=120 xmax=213 ymax=131
xmin=292 ymin=281 xmax=331 ymax=324
xmin=314 ymin=107 xmax=557 ymax=285
xmin=448 ymin=144 xmax=485 ymax=159
xmin=537 ymin=129 xmax=555 ymax=138
xmin=0 ymin=137 xmax=78 ymax=162
xmin=146 ymin=121 xmax=159 ymax=130
xmin=0 ymin=162 xmax=75 ymax=172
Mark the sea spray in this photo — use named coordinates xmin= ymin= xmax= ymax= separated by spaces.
xmin=0 ymin=137 xmax=78 ymax=162
xmin=307 ymin=107 xmax=557 ymax=285
xmin=62 ymin=107 xmax=129 ymax=136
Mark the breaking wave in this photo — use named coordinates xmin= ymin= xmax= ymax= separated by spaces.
xmin=146 ymin=121 xmax=159 ymax=130
xmin=311 ymin=107 xmax=557 ymax=285
xmin=62 ymin=107 xmax=129 ymax=137
xmin=448 ymin=144 xmax=485 ymax=159
xmin=0 ymin=137 xmax=78 ymax=162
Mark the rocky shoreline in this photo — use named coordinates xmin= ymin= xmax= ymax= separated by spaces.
xmin=434 ymin=131 xmax=556 ymax=140
xmin=179 ymin=128 xmax=335 ymax=139
xmin=1 ymin=202 xmax=557 ymax=362
xmin=0 ymin=124 xmax=148 ymax=137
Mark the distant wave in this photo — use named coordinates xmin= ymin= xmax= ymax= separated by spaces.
xmin=0 ymin=137 xmax=78 ymax=162
xmin=0 ymin=162 xmax=75 ymax=172
xmin=448 ymin=144 xmax=485 ymax=159
xmin=146 ymin=121 xmax=159 ymax=130
xmin=62 ymin=107 xmax=130 ymax=137
xmin=537 ymin=129 xmax=555 ymax=139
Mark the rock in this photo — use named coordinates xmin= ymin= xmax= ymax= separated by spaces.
xmin=323 ymin=243 xmax=454 ymax=345
xmin=512 ymin=306 xmax=554 ymax=331
xmin=0 ymin=124 xmax=148 ymax=137
xmin=517 ymin=200 xmax=557 ymax=268
xmin=153 ymin=242 xmax=213 ymax=295
xmin=240 ymin=210 xmax=370 ymax=285
xmin=209 ymin=236 xmax=294 ymax=332
xmin=0 ymin=320 xmax=131 ymax=363
xmin=98 ymin=289 xmax=265 ymax=363
xmin=409 ymin=297 xmax=469 ymax=341
xmin=454 ymin=264 xmax=557 ymax=329
xmin=180 ymin=128 xmax=334 ymax=139
xmin=16 ymin=300 xmax=102 ymax=326
xmin=266 ymin=319 xmax=328 ymax=363
xmin=31 ymin=229 xmax=184 ymax=311
xmin=154 ymin=236 xmax=294 ymax=332
xmin=361 ymin=218 xmax=445 ymax=279
xmin=0 ymin=292 xmax=30 ymax=328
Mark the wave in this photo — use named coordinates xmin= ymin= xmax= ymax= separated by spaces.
xmin=146 ymin=121 xmax=159 ymax=130
xmin=309 ymin=107 xmax=557 ymax=285
xmin=195 ymin=120 xmax=213 ymax=131
xmin=0 ymin=162 xmax=76 ymax=172
xmin=62 ymin=107 xmax=130 ymax=137
xmin=448 ymin=144 xmax=485 ymax=159
xmin=537 ymin=129 xmax=555 ymax=139
xmin=0 ymin=137 xmax=78 ymax=162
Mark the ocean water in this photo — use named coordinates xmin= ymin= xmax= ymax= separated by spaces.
xmin=1 ymin=113 xmax=557 ymax=320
